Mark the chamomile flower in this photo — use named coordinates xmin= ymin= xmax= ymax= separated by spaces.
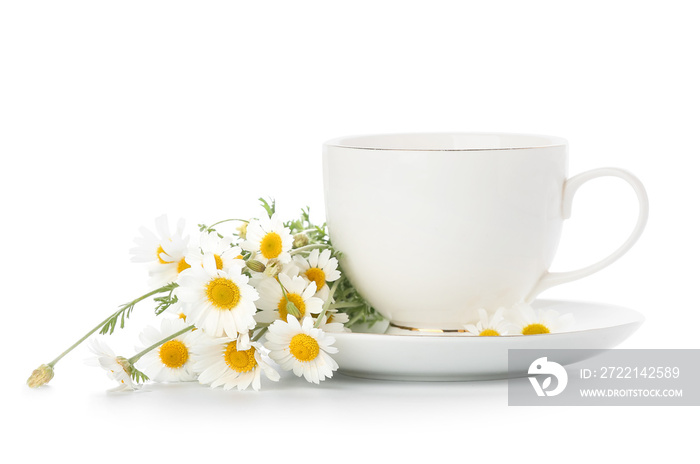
xmin=192 ymin=337 xmax=280 ymax=391
xmin=86 ymin=339 xmax=139 ymax=392
xmin=163 ymin=300 xmax=189 ymax=321
xmin=134 ymin=318 xmax=203 ymax=383
xmin=315 ymin=309 xmax=351 ymax=333
xmin=464 ymin=308 xmax=513 ymax=336
xmin=265 ymin=315 xmax=339 ymax=384
xmin=254 ymin=273 xmax=323 ymax=323
xmin=130 ymin=215 xmax=191 ymax=286
xmin=241 ymin=213 xmax=293 ymax=264
xmin=510 ymin=303 xmax=575 ymax=335
xmin=293 ymin=248 xmax=341 ymax=300
xmin=246 ymin=258 xmax=300 ymax=291
xmin=185 ymin=231 xmax=245 ymax=273
xmin=176 ymin=254 xmax=259 ymax=338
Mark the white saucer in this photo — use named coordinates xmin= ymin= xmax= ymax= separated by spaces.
xmin=332 ymin=299 xmax=644 ymax=381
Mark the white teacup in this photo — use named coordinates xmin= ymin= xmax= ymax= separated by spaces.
xmin=322 ymin=133 xmax=648 ymax=330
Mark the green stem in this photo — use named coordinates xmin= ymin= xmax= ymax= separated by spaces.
xmin=346 ymin=311 xmax=365 ymax=327
xmin=125 ymin=284 xmax=177 ymax=309
xmin=290 ymin=244 xmax=330 ymax=255
xmin=328 ymin=301 xmax=365 ymax=309
xmin=207 ymin=218 xmax=249 ymax=229
xmin=275 ymin=276 xmax=288 ymax=298
xmin=47 ymin=284 xmax=175 ymax=367
xmin=295 ymin=228 xmax=319 ymax=235
xmin=252 ymin=323 xmax=271 ymax=342
xmin=314 ymin=280 xmax=340 ymax=328
xmin=275 ymin=276 xmax=301 ymax=318
xmin=129 ymin=324 xmax=196 ymax=365
xmin=48 ymin=313 xmax=115 ymax=368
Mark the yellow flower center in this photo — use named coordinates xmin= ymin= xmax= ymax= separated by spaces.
xmin=159 ymin=340 xmax=189 ymax=368
xmin=156 ymin=245 xmax=171 ymax=264
xmin=260 ymin=232 xmax=283 ymax=259
xmin=214 ymin=254 xmax=224 ymax=270
xmin=289 ymin=333 xmax=320 ymax=362
xmin=206 ymin=277 xmax=241 ymax=310
xmin=278 ymin=293 xmax=306 ymax=320
xmin=177 ymin=257 xmax=191 ymax=273
xmin=479 ymin=329 xmax=500 ymax=336
xmin=305 ymin=267 xmax=326 ymax=290
xmin=522 ymin=323 xmax=550 ymax=335
xmin=224 ymin=341 xmax=257 ymax=373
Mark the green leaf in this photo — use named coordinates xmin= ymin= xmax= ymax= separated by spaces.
xmin=99 ymin=284 xmax=178 ymax=335
xmin=129 ymin=366 xmax=150 ymax=383
xmin=259 ymin=197 xmax=276 ymax=218
xmin=154 ymin=292 xmax=178 ymax=316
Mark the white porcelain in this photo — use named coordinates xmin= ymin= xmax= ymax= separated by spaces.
xmin=323 ymin=133 xmax=649 ymax=330
xmin=331 ymin=299 xmax=644 ymax=381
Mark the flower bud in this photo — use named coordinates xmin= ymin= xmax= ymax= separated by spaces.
xmin=27 ymin=364 xmax=54 ymax=388
xmin=263 ymin=259 xmax=282 ymax=278
xmin=293 ymin=233 xmax=309 ymax=248
xmin=246 ymin=259 xmax=266 ymax=273
xmin=236 ymin=222 xmax=248 ymax=240
xmin=286 ymin=301 xmax=301 ymax=318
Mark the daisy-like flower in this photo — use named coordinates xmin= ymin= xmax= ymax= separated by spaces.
xmin=293 ymin=248 xmax=341 ymax=300
xmin=86 ymin=339 xmax=139 ymax=392
xmin=134 ymin=318 xmax=204 ymax=383
xmin=176 ymin=254 xmax=259 ymax=338
xmin=265 ymin=315 xmax=339 ymax=384
xmin=509 ymin=303 xmax=575 ymax=335
xmin=241 ymin=213 xmax=293 ymax=264
xmin=464 ymin=308 xmax=513 ymax=336
xmin=246 ymin=258 xmax=300 ymax=292
xmin=130 ymin=215 xmax=191 ymax=286
xmin=192 ymin=337 xmax=280 ymax=391
xmin=254 ymin=273 xmax=323 ymax=323
xmin=163 ymin=300 xmax=189 ymax=322
xmin=185 ymin=231 xmax=245 ymax=273
xmin=315 ymin=309 xmax=350 ymax=333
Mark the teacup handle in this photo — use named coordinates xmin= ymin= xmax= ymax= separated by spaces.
xmin=525 ymin=167 xmax=649 ymax=301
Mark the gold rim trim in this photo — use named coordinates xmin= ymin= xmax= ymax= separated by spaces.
xmin=389 ymin=322 xmax=469 ymax=333
xmin=323 ymin=132 xmax=568 ymax=152
xmin=325 ymin=145 xmax=565 ymax=152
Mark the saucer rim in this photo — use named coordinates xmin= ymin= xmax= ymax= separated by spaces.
xmin=330 ymin=299 xmax=645 ymax=381
xmin=335 ymin=298 xmax=645 ymax=339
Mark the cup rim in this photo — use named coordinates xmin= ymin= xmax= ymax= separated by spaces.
xmin=323 ymin=132 xmax=568 ymax=152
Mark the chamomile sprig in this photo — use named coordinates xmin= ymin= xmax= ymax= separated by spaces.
xmin=27 ymin=284 xmax=177 ymax=388
xmin=87 ymin=322 xmax=195 ymax=391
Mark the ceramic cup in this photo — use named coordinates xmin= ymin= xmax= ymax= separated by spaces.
xmin=322 ymin=133 xmax=648 ymax=330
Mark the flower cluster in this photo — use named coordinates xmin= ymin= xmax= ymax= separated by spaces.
xmin=462 ymin=304 xmax=575 ymax=336
xmin=127 ymin=205 xmax=358 ymax=390
xmin=26 ymin=200 xmax=380 ymax=392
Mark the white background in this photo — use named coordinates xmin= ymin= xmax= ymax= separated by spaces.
xmin=2 ymin=0 xmax=698 ymax=461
